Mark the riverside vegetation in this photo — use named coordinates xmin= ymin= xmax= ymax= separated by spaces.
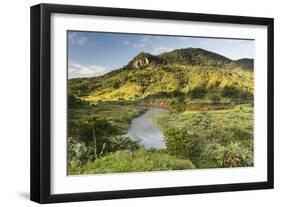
xmin=67 ymin=48 xmax=254 ymax=175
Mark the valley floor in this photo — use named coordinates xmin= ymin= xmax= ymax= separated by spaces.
xmin=67 ymin=99 xmax=254 ymax=175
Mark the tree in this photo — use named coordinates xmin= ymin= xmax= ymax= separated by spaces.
xmin=88 ymin=117 xmax=98 ymax=159
xmin=189 ymin=87 xmax=207 ymax=99
xmin=74 ymin=117 xmax=118 ymax=161
xmin=164 ymin=128 xmax=204 ymax=164
xmin=87 ymin=117 xmax=118 ymax=159
xmin=210 ymin=95 xmax=221 ymax=103
xmin=111 ymin=80 xmax=121 ymax=88
xmin=222 ymin=86 xmax=240 ymax=98
xmin=68 ymin=94 xmax=81 ymax=108
xmin=107 ymin=136 xmax=141 ymax=156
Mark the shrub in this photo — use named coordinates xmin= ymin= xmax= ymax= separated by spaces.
xmin=210 ymin=95 xmax=221 ymax=103
xmin=232 ymin=128 xmax=252 ymax=140
xmin=171 ymin=96 xmax=186 ymax=112
xmin=239 ymin=90 xmax=253 ymax=100
xmin=164 ymin=128 xmax=204 ymax=164
xmin=69 ymin=149 xmax=195 ymax=175
xmin=198 ymin=143 xmax=225 ymax=168
xmin=67 ymin=137 xmax=92 ymax=167
xmin=222 ymin=86 xmax=240 ymax=98
xmin=111 ymin=80 xmax=121 ymax=88
xmin=187 ymin=112 xmax=213 ymax=130
xmin=222 ymin=86 xmax=253 ymax=101
xmin=223 ymin=142 xmax=253 ymax=167
xmin=189 ymin=87 xmax=207 ymax=99
xmin=68 ymin=94 xmax=81 ymax=108
xmin=108 ymin=136 xmax=141 ymax=153
xmin=199 ymin=142 xmax=253 ymax=168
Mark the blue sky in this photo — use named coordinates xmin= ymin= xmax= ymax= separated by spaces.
xmin=68 ymin=31 xmax=254 ymax=79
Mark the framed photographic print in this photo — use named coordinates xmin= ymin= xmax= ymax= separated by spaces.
xmin=30 ymin=3 xmax=274 ymax=203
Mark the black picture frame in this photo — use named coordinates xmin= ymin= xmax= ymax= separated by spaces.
xmin=30 ymin=3 xmax=274 ymax=204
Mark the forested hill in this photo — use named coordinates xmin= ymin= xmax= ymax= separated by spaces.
xmin=68 ymin=48 xmax=254 ymax=102
xmin=126 ymin=48 xmax=253 ymax=69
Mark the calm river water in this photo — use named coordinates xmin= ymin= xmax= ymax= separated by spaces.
xmin=126 ymin=108 xmax=166 ymax=149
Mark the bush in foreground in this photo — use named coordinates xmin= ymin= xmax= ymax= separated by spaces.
xmin=164 ymin=127 xmax=204 ymax=164
xmin=199 ymin=142 xmax=253 ymax=168
xmin=68 ymin=149 xmax=195 ymax=175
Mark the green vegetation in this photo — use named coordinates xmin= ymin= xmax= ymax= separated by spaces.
xmin=68 ymin=64 xmax=253 ymax=102
xmin=67 ymin=48 xmax=254 ymax=175
xmin=69 ymin=149 xmax=194 ymax=175
xmin=156 ymin=104 xmax=253 ymax=168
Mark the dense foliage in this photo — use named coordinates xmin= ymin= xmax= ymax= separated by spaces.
xmin=69 ymin=149 xmax=195 ymax=175
xmin=164 ymin=128 xmax=203 ymax=162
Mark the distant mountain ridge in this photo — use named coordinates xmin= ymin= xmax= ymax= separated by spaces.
xmin=126 ymin=48 xmax=253 ymax=70
xmin=231 ymin=58 xmax=254 ymax=70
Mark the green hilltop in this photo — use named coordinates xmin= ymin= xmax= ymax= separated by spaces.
xmin=68 ymin=47 xmax=254 ymax=102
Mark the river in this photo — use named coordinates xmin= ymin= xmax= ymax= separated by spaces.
xmin=126 ymin=108 xmax=167 ymax=149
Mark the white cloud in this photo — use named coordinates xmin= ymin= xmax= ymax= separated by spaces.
xmin=68 ymin=33 xmax=77 ymax=39
xmin=132 ymin=42 xmax=146 ymax=48
xmin=140 ymin=36 xmax=151 ymax=43
xmin=77 ymin=36 xmax=88 ymax=46
xmin=68 ymin=62 xmax=110 ymax=79
xmin=68 ymin=32 xmax=77 ymax=45
xmin=68 ymin=32 xmax=88 ymax=46
xmin=122 ymin=36 xmax=176 ymax=55
xmin=122 ymin=40 xmax=130 ymax=46
xmin=122 ymin=36 xmax=153 ymax=49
